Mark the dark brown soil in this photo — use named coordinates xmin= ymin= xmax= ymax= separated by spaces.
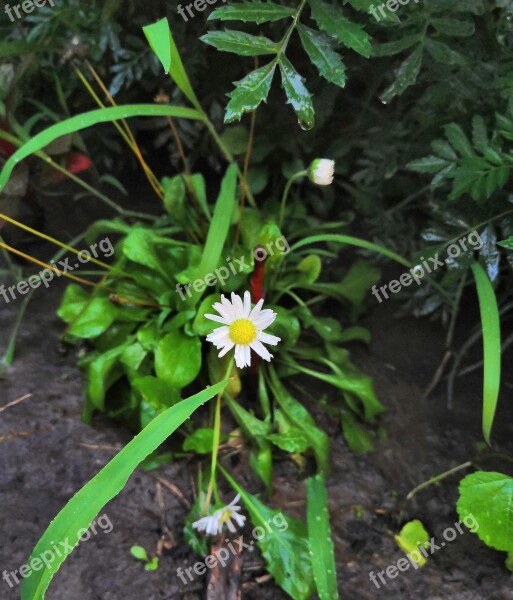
xmin=1 ymin=210 xmax=513 ymax=599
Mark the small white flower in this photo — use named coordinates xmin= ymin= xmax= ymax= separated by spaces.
xmin=192 ymin=494 xmax=246 ymax=536
xmin=309 ymin=158 xmax=335 ymax=186
xmin=205 ymin=291 xmax=281 ymax=369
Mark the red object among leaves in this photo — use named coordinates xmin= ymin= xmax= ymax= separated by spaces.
xmin=0 ymin=120 xmax=16 ymax=159
xmin=50 ymin=152 xmax=93 ymax=183
xmin=250 ymin=246 xmax=267 ymax=303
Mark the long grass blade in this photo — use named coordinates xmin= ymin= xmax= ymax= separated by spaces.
xmin=471 ymin=262 xmax=501 ymax=444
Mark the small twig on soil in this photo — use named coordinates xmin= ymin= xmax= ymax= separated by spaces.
xmin=0 ymin=393 xmax=32 ymax=413
xmin=149 ymin=475 xmax=191 ymax=510
xmin=406 ymin=461 xmax=473 ymax=501
xmin=79 ymin=442 xmax=123 ymax=452
xmin=0 ymin=430 xmax=34 ymax=442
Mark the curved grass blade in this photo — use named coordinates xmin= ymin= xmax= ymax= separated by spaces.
xmin=21 ymin=379 xmax=229 ymax=600
xmin=471 ymin=262 xmax=501 ymax=444
xmin=0 ymin=104 xmax=203 ymax=192
xmin=306 ymin=474 xmax=339 ymax=600
xmin=290 ymin=234 xmax=410 ymax=267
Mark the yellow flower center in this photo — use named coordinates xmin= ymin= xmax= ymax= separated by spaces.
xmin=219 ymin=509 xmax=232 ymax=524
xmin=229 ymin=319 xmax=257 ymax=345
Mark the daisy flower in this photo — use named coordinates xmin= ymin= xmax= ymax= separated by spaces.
xmin=192 ymin=494 xmax=246 ymax=536
xmin=205 ymin=291 xmax=281 ymax=369
xmin=309 ymin=158 xmax=335 ymax=186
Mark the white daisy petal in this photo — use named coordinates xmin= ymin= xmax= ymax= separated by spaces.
xmin=212 ymin=302 xmax=233 ymax=322
xmin=250 ymin=339 xmax=272 ymax=362
xmin=244 ymin=345 xmax=251 ymax=367
xmin=232 ymin=512 xmax=246 ymax=527
xmin=257 ymin=331 xmax=281 ymax=346
xmin=226 ymin=520 xmax=237 ymax=534
xmin=205 ymin=313 xmax=229 ymax=324
xmin=231 ymin=292 xmax=244 ymax=316
xmin=234 ymin=345 xmax=244 ymax=369
xmin=218 ymin=341 xmax=235 ymax=357
xmin=206 ymin=326 xmax=229 ymax=341
xmin=253 ymin=311 xmax=276 ymax=329
xmin=249 ymin=298 xmax=265 ymax=319
xmin=220 ymin=295 xmax=236 ymax=320
xmin=243 ymin=291 xmax=251 ymax=318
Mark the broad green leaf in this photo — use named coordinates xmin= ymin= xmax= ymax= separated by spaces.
xmin=296 ymin=254 xmax=322 ymax=283
xmin=222 ymin=469 xmax=315 ymax=600
xmin=225 ymin=62 xmax=277 ymax=123
xmin=380 ymin=46 xmax=423 ymax=104
xmin=394 ymin=520 xmax=430 ymax=567
xmin=142 ymin=18 xmax=198 ymax=106
xmin=219 ymin=126 xmax=249 ymax=155
xmin=306 ymin=475 xmax=339 ymax=600
xmin=201 ymin=31 xmax=279 ymax=56
xmin=471 ymin=263 xmax=501 ymax=444
xmin=209 ymin=1 xmax=296 ymax=23
xmin=265 ymin=305 xmax=300 ymax=346
xmin=86 ymin=344 xmax=130 ymax=411
xmin=21 ymin=380 xmax=229 ymax=600
xmin=162 ymin=174 xmax=186 ymax=220
xmin=155 ymin=329 xmax=202 ymax=388
xmin=457 ymin=471 xmax=513 ymax=552
xmin=279 ymin=55 xmax=314 ymax=129
xmin=0 ymin=105 xmax=202 ymax=192
xmin=298 ymin=25 xmax=346 ymax=88
xmin=130 ymin=546 xmax=149 ymax=561
xmin=133 ymin=376 xmax=181 ymax=427
xmin=66 ymin=297 xmax=118 ymax=339
xmin=309 ymin=0 xmax=371 ymax=58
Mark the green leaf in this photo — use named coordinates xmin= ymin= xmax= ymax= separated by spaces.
xmin=219 ymin=126 xmax=249 ymax=155
xmin=183 ymin=428 xmax=218 ymax=454
xmin=86 ymin=344 xmax=129 ymax=411
xmin=444 ymin=123 xmax=475 ymax=158
xmin=498 ymin=236 xmax=513 ymax=249
xmin=130 ymin=546 xmax=149 ymax=561
xmin=278 ymin=55 xmax=315 ymax=129
xmin=290 ymin=234 xmax=410 ymax=268
xmin=142 ymin=18 xmax=198 ymax=106
xmin=209 ymin=1 xmax=296 ymax=23
xmin=380 ymin=46 xmax=423 ymax=104
xmin=394 ymin=520 xmax=430 ymax=567
xmin=407 ymin=155 xmax=449 ymax=173
xmin=306 ymin=475 xmax=339 ymax=600
xmin=457 ymin=471 xmax=513 ymax=552
xmin=309 ymin=0 xmax=371 ymax=58
xmin=268 ymin=366 xmax=329 ymax=474
xmin=225 ymin=62 xmax=277 ymax=123
xmin=373 ymin=34 xmax=422 ymax=57
xmin=298 ymin=25 xmax=346 ymax=88
xmin=155 ymin=329 xmax=202 ymax=388
xmin=471 ymin=263 xmax=501 ymax=444
xmin=162 ymin=174 xmax=186 ymax=219
xmin=194 ymin=164 xmax=237 ymax=286
xmin=425 ymin=39 xmax=465 ymax=66
xmin=341 ymin=411 xmax=375 ymax=453
xmin=20 ymin=380 xmax=230 ymax=600
xmin=193 ymin=294 xmax=222 ymax=335
xmin=0 ymin=105 xmax=202 ymax=192
xmin=201 ymin=31 xmax=279 ymax=56
xmin=222 ymin=470 xmax=316 ymax=600
xmin=431 ymin=17 xmax=475 ymax=36
xmin=297 ymin=254 xmax=322 ymax=283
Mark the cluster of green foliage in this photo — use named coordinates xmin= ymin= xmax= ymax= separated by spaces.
xmin=2 ymin=0 xmax=513 ymax=595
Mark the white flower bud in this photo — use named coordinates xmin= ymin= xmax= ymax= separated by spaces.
xmin=309 ymin=158 xmax=335 ymax=186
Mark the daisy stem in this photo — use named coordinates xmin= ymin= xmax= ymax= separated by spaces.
xmin=278 ymin=170 xmax=308 ymax=230
xmin=204 ymin=357 xmax=235 ymax=513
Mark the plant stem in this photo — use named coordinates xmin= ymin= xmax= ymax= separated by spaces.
xmin=279 ymin=170 xmax=307 ymax=229
xmin=204 ymin=357 xmax=235 ymax=512
xmin=406 ymin=461 xmax=472 ymax=500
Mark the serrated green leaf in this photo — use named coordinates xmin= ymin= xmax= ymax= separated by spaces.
xmin=225 ymin=62 xmax=277 ymax=123
xmin=444 ymin=123 xmax=475 ymax=158
xmin=201 ymin=30 xmax=279 ymax=56
xmin=298 ymin=25 xmax=346 ymax=88
xmin=457 ymin=471 xmax=513 ymax=552
xmin=407 ymin=155 xmax=449 ymax=173
xmin=309 ymin=0 xmax=371 ymax=57
xmin=209 ymin=1 xmax=296 ymax=23
xmin=380 ymin=46 xmax=423 ymax=104
xmin=278 ymin=56 xmax=315 ymax=129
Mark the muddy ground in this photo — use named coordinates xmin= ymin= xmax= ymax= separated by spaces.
xmin=1 ymin=197 xmax=513 ymax=599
